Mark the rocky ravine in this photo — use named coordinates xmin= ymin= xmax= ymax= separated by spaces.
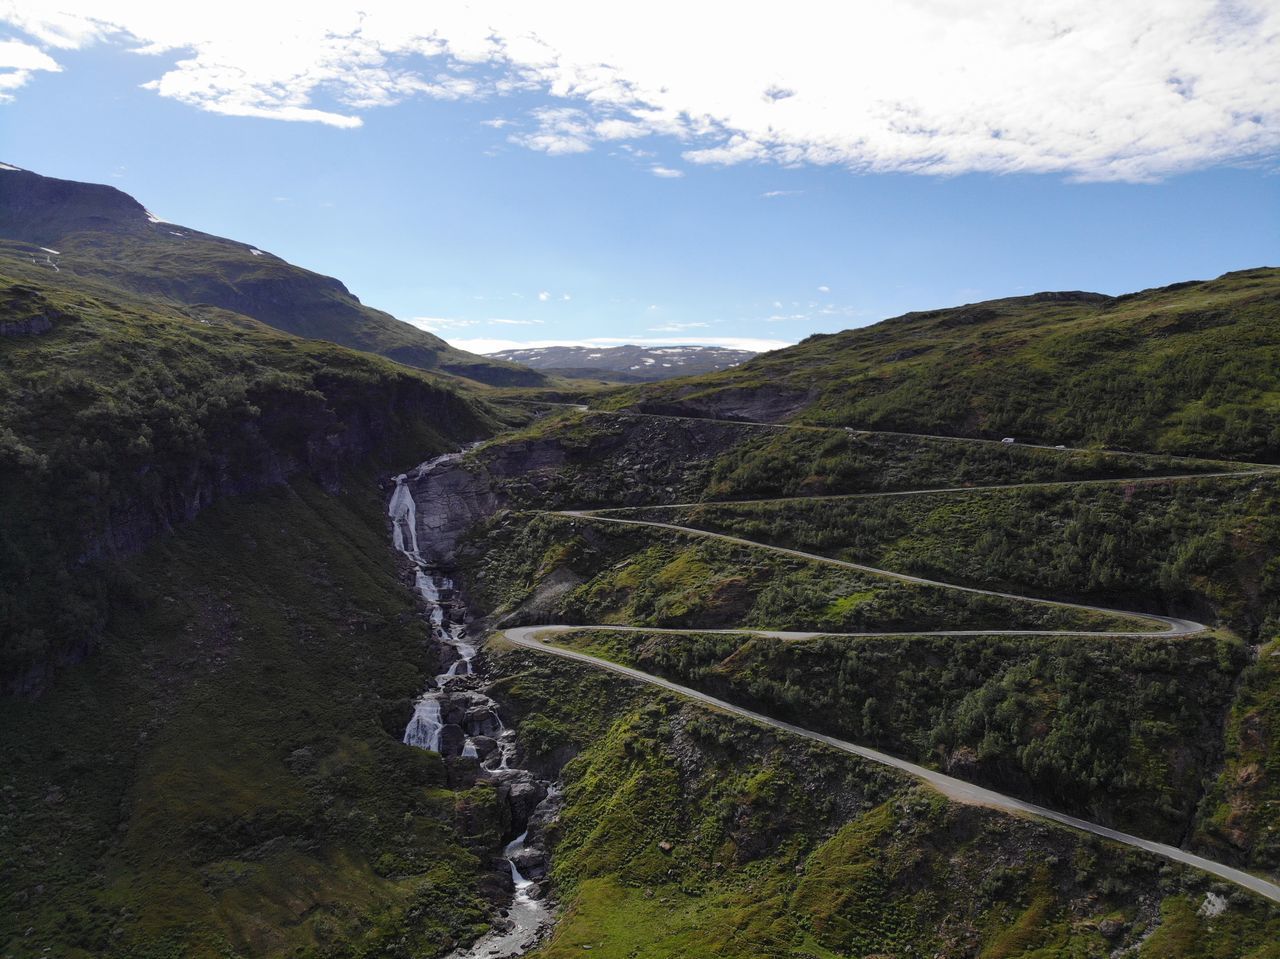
xmin=389 ymin=453 xmax=558 ymax=957
xmin=396 ymin=410 xmax=792 ymax=567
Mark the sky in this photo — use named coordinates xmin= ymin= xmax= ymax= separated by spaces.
xmin=1 ymin=2 xmax=1278 ymax=355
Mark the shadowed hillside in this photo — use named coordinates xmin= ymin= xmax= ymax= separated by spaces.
xmin=0 ymin=165 xmax=544 ymax=386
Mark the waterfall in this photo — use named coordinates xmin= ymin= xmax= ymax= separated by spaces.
xmin=388 ymin=477 xmax=420 ymax=558
xmin=388 ymin=452 xmax=555 ymax=958
xmin=404 ymin=696 xmax=444 ymax=751
xmin=504 ymin=832 xmax=534 ymax=890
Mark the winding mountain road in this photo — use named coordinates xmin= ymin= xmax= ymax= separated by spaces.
xmin=502 ymin=624 xmax=1280 ymax=905
xmin=555 ymin=510 xmax=1203 ymax=635
xmin=589 ymin=468 xmax=1276 ymax=512
xmin=474 ymin=405 xmax=1280 ymax=902
xmin=487 ymin=466 xmax=1280 ymax=905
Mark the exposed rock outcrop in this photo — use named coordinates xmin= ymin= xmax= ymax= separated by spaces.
xmin=0 ymin=314 xmax=53 ymax=336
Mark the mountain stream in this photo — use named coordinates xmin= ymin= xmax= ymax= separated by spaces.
xmin=389 ymin=453 xmax=556 ymax=958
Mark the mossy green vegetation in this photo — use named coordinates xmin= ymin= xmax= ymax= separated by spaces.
xmin=468 ymin=512 xmax=1151 ymax=636
xmin=621 ymin=472 xmax=1280 ymax=636
xmin=0 ymin=480 xmax=500 ymax=959
xmin=617 ymin=267 xmax=1280 ymax=461
xmin=464 ymin=407 xmax=1237 ymax=515
xmin=538 ymin=628 xmax=1246 ymax=844
xmin=489 ymin=650 xmax=1280 ymax=958
xmin=1194 ymin=637 xmax=1280 ymax=879
xmin=0 ymin=261 xmax=494 ymax=689
xmin=699 ymin=425 xmax=1241 ymax=500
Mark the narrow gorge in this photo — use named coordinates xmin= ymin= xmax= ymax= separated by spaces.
xmin=388 ymin=452 xmax=558 ymax=958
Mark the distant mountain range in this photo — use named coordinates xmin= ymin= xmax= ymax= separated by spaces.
xmin=0 ymin=164 xmax=543 ymax=386
xmin=487 ymin=343 xmax=756 ymax=381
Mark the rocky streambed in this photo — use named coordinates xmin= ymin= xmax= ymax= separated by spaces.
xmin=389 ymin=452 xmax=558 ymax=958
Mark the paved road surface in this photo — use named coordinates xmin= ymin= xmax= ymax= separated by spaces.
xmin=505 ymin=625 xmax=1280 ymax=906
xmin=588 ymin=469 xmax=1276 ymax=512
xmin=555 ymin=510 xmax=1204 ymax=636
xmin=479 ymin=405 xmax=1280 ymax=904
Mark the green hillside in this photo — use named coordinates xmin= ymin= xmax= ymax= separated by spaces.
xmin=0 ymin=251 xmax=498 ymax=692
xmin=492 ymin=649 xmax=1280 ymax=959
xmin=0 ymin=480 xmax=500 ymax=958
xmin=6 ymin=239 xmax=1280 ymax=958
xmin=617 ymin=267 xmax=1280 ymax=460
xmin=0 ymin=247 xmax=518 ymax=957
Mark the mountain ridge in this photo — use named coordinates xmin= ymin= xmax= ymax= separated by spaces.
xmin=0 ymin=164 xmax=545 ymax=386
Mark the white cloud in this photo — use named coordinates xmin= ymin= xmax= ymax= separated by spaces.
xmin=761 ymin=189 xmax=802 ymax=198
xmin=650 ymin=164 xmax=684 ymax=178
xmin=595 ymin=117 xmax=648 ymax=140
xmin=537 ymin=290 xmax=551 ymax=301
xmin=4 ymin=2 xmax=1279 ymax=179
xmin=561 ymin=293 xmax=571 ymax=301
xmin=454 ymin=335 xmax=794 ymax=354
xmin=0 ymin=37 xmax=61 ymax=100
xmin=648 ymin=321 xmax=709 ymax=332
xmin=817 ymin=285 xmax=830 ymax=293
xmin=404 ymin=316 xmax=481 ymax=332
xmin=510 ymin=106 xmax=594 ymax=154
xmin=489 ymin=318 xmax=543 ymax=325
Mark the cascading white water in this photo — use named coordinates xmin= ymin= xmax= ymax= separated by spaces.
xmin=390 ymin=465 xmax=480 ymax=687
xmin=389 ymin=453 xmax=554 ymax=958
xmin=388 ymin=478 xmax=420 ymax=558
xmin=504 ymin=832 xmax=533 ymax=889
xmin=404 ymin=696 xmax=444 ymax=751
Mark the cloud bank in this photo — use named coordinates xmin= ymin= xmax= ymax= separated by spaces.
xmin=2 ymin=1 xmax=1278 ymax=180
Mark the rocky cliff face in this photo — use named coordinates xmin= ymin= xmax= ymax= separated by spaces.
xmin=632 ymin=383 xmax=817 ymax=424
xmin=398 ymin=411 xmax=776 ymax=567
xmin=0 ymin=314 xmax=52 ymax=337
xmin=0 ymin=166 xmax=151 ymax=245
xmin=89 ymin=375 xmax=488 ymax=561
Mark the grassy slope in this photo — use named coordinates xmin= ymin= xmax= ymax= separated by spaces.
xmin=456 ymin=406 xmax=1280 ymax=894
xmin=1195 ymin=636 xmax=1280 ymax=879
xmin=468 ymin=512 xmax=1149 ymax=635
xmin=618 ymin=267 xmax=1280 ymax=460
xmin=44 ymin=232 xmax=538 ymax=385
xmin=0 ymin=258 xmax=502 ymax=688
xmin=540 ymin=628 xmax=1245 ymax=847
xmin=597 ymin=472 xmax=1280 ymax=870
xmin=622 ymin=473 xmax=1280 ymax=636
xmin=468 ymin=408 xmax=1237 ymax=516
xmin=0 ymin=481 xmax=501 ymax=959
xmin=490 ymin=651 xmax=1280 ymax=959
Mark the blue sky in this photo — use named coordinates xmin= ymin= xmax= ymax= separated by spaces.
xmin=2 ymin=4 xmax=1277 ymax=354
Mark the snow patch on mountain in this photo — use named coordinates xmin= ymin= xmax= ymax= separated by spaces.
xmin=487 ymin=343 xmax=758 ymax=381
